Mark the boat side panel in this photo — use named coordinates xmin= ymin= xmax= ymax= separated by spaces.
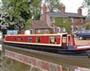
xmin=56 ymin=36 xmax=61 ymax=44
xmin=19 ymin=36 xmax=29 ymax=42
xmin=32 ymin=36 xmax=36 ymax=43
xmin=40 ymin=36 xmax=50 ymax=44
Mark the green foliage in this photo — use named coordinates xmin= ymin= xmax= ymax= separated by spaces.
xmin=1 ymin=0 xmax=63 ymax=30
xmin=2 ymin=0 xmax=30 ymax=20
xmin=47 ymin=0 xmax=61 ymax=11
xmin=32 ymin=7 xmax=40 ymax=20
xmin=2 ymin=0 xmax=41 ymax=21
xmin=31 ymin=0 xmax=40 ymax=7
xmin=55 ymin=17 xmax=72 ymax=32
xmin=83 ymin=0 xmax=90 ymax=16
xmin=55 ymin=18 xmax=63 ymax=27
xmin=25 ymin=19 xmax=32 ymax=29
xmin=81 ymin=23 xmax=90 ymax=30
xmin=30 ymin=0 xmax=40 ymax=20
xmin=1 ymin=0 xmax=41 ymax=30
xmin=83 ymin=0 xmax=90 ymax=6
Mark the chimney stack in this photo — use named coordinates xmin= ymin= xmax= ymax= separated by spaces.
xmin=61 ymin=6 xmax=65 ymax=13
xmin=59 ymin=3 xmax=65 ymax=13
xmin=78 ymin=8 xmax=82 ymax=15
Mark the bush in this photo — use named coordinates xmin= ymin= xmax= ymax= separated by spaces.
xmin=82 ymin=23 xmax=90 ymax=30
xmin=55 ymin=18 xmax=72 ymax=32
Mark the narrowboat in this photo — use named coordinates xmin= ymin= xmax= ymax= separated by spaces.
xmin=3 ymin=33 xmax=90 ymax=53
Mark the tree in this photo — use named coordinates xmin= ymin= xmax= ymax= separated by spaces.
xmin=55 ymin=18 xmax=72 ymax=32
xmin=83 ymin=0 xmax=90 ymax=6
xmin=46 ymin=0 xmax=61 ymax=11
xmin=81 ymin=23 xmax=90 ymax=30
xmin=29 ymin=0 xmax=40 ymax=20
xmin=83 ymin=0 xmax=90 ymax=16
xmin=2 ymin=0 xmax=41 ymax=20
xmin=1 ymin=0 xmax=41 ymax=30
xmin=1 ymin=0 xmax=62 ymax=30
xmin=2 ymin=0 xmax=31 ymax=21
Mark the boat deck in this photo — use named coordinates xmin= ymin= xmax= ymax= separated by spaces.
xmin=75 ymin=38 xmax=90 ymax=46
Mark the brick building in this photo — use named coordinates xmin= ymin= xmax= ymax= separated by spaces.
xmin=31 ymin=0 xmax=86 ymax=34
xmin=31 ymin=0 xmax=54 ymax=34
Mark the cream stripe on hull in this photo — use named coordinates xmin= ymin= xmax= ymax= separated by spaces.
xmin=4 ymin=41 xmax=62 ymax=47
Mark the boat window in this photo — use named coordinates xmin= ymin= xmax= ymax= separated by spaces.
xmin=50 ymin=36 xmax=56 ymax=44
xmin=29 ymin=37 xmax=32 ymax=42
xmin=36 ymin=37 xmax=40 ymax=43
xmin=62 ymin=35 xmax=67 ymax=46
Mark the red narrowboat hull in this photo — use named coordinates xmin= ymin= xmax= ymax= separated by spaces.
xmin=3 ymin=33 xmax=90 ymax=54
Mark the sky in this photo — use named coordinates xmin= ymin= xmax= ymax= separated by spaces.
xmin=60 ymin=0 xmax=88 ymax=16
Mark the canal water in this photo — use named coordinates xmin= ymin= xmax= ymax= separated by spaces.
xmin=0 ymin=44 xmax=90 ymax=71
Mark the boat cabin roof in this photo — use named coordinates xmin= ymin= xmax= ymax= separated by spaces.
xmin=6 ymin=33 xmax=67 ymax=36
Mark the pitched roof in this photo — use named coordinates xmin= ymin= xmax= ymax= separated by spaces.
xmin=66 ymin=12 xmax=85 ymax=18
xmin=50 ymin=12 xmax=86 ymax=18
xmin=86 ymin=16 xmax=90 ymax=22
xmin=32 ymin=20 xmax=52 ymax=29
xmin=50 ymin=12 xmax=68 ymax=18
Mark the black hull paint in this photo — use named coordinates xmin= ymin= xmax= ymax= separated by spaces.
xmin=4 ymin=42 xmax=88 ymax=55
